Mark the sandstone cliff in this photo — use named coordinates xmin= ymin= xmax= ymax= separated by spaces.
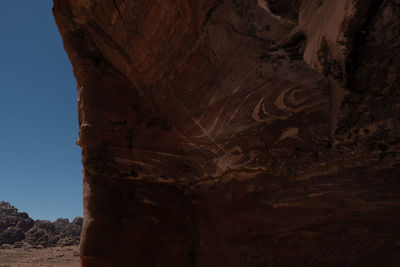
xmin=53 ymin=0 xmax=400 ymax=266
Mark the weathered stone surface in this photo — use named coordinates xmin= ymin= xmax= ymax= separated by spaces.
xmin=24 ymin=218 xmax=82 ymax=247
xmin=0 ymin=202 xmax=82 ymax=248
xmin=0 ymin=202 xmax=34 ymax=245
xmin=53 ymin=0 xmax=400 ymax=266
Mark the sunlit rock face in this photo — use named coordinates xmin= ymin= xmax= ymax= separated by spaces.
xmin=53 ymin=0 xmax=400 ymax=266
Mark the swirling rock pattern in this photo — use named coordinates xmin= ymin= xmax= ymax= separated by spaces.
xmin=53 ymin=0 xmax=400 ymax=266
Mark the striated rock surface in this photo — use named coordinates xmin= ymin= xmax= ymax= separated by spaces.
xmin=53 ymin=0 xmax=400 ymax=266
xmin=0 ymin=202 xmax=82 ymax=248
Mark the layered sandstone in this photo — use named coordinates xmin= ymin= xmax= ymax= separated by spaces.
xmin=53 ymin=0 xmax=400 ymax=266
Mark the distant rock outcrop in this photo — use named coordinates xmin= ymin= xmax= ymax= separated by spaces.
xmin=0 ymin=202 xmax=34 ymax=245
xmin=0 ymin=202 xmax=82 ymax=248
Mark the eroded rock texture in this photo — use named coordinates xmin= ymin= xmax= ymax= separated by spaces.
xmin=53 ymin=0 xmax=400 ymax=266
xmin=0 ymin=202 xmax=82 ymax=248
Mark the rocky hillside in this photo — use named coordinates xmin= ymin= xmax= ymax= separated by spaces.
xmin=0 ymin=201 xmax=82 ymax=247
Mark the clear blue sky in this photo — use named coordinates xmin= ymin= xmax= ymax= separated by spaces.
xmin=0 ymin=1 xmax=83 ymax=221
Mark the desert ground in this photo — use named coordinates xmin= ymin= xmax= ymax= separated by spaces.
xmin=0 ymin=246 xmax=79 ymax=267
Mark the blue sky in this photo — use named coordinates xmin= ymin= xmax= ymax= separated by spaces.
xmin=0 ymin=1 xmax=83 ymax=221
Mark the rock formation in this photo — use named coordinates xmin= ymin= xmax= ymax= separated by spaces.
xmin=0 ymin=202 xmax=34 ymax=245
xmin=0 ymin=202 xmax=82 ymax=248
xmin=53 ymin=0 xmax=400 ymax=266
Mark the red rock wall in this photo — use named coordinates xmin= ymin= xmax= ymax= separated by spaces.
xmin=53 ymin=0 xmax=400 ymax=266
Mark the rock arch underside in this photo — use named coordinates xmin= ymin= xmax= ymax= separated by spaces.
xmin=53 ymin=0 xmax=400 ymax=266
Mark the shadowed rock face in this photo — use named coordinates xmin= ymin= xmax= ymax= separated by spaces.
xmin=52 ymin=0 xmax=400 ymax=266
